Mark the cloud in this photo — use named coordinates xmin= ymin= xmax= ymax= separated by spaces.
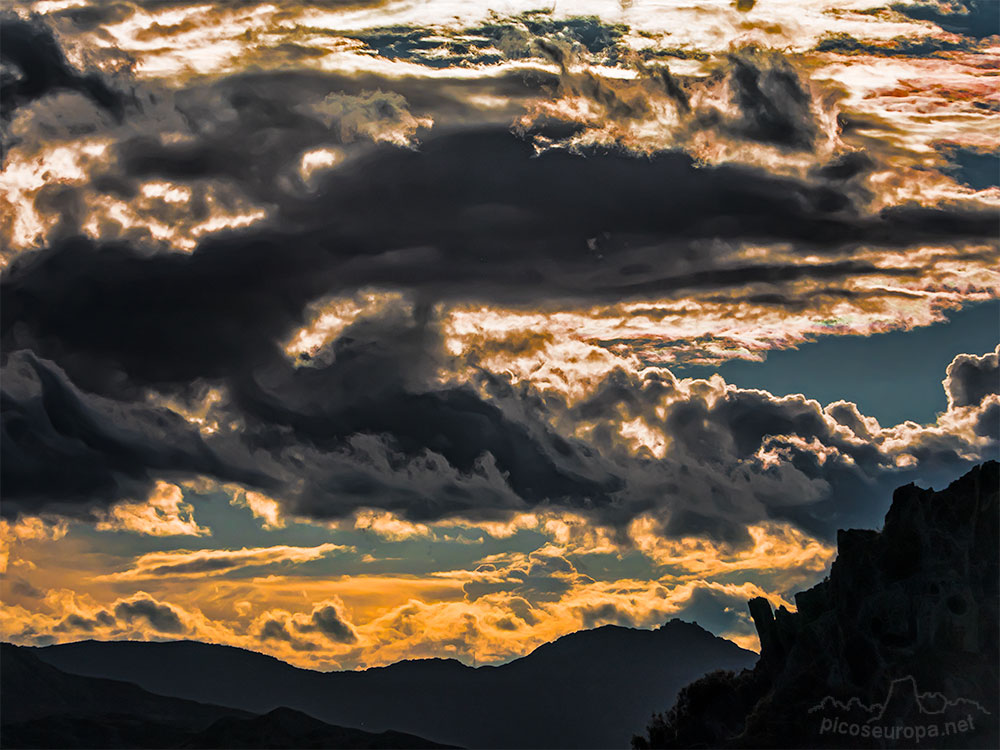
xmin=944 ymin=344 xmax=999 ymax=409
xmin=339 ymin=11 xmax=628 ymax=70
xmin=0 ymin=350 xmax=270 ymax=517
xmin=256 ymin=598 xmax=358 ymax=650
xmin=661 ymin=586 xmax=756 ymax=640
xmin=628 ymin=519 xmax=835 ymax=582
xmin=1 ymin=283 xmax=619 ymax=519
xmin=461 ymin=546 xmax=593 ymax=603
xmin=0 ymin=515 xmax=69 ymax=574
xmin=53 ymin=610 xmax=115 ymax=632
xmin=6 ymin=576 xmax=45 ymax=599
xmin=96 ymin=481 xmax=210 ymax=536
xmin=354 ymin=510 xmax=432 ymax=541
xmin=258 ymin=617 xmax=319 ymax=651
xmin=3 ymin=285 xmax=997 ymax=546
xmin=113 ymin=81 xmax=431 ymax=206
xmin=114 ymin=593 xmax=186 ymax=632
xmin=231 ymin=490 xmax=286 ymax=530
xmin=225 ymin=308 xmax=616 ymax=521
xmin=723 ymin=47 xmax=817 ymax=150
xmin=6 ymin=131 xmax=995 ymax=356
xmin=0 ymin=0 xmax=995 ymax=675
xmin=814 ymin=33 xmax=975 ymax=58
xmin=0 ymin=13 xmax=128 ymax=122
xmin=293 ymin=599 xmax=358 ymax=644
xmin=103 ymin=543 xmax=348 ymax=580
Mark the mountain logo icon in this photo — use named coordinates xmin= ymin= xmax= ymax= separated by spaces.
xmin=809 ymin=676 xmax=991 ymax=744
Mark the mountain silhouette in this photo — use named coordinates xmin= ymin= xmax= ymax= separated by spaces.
xmin=635 ymin=460 xmax=999 ymax=749
xmin=30 ymin=618 xmax=755 ymax=748
xmin=181 ymin=707 xmax=456 ymax=749
xmin=0 ymin=644 xmax=453 ymax=749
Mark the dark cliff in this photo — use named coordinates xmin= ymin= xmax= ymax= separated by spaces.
xmin=636 ymin=460 xmax=999 ymax=749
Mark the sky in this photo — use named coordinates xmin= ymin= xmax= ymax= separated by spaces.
xmin=0 ymin=0 xmax=998 ymax=670
xmin=676 ymin=299 xmax=999 ymax=426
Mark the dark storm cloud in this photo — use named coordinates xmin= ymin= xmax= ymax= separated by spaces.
xmin=248 ymin=129 xmax=990 ymax=303
xmin=3 ymin=118 xmax=998 ymax=537
xmin=11 ymin=129 xmax=995 ymax=395
xmin=294 ymin=603 xmax=358 ymax=643
xmin=1 ymin=303 xmax=994 ymax=541
xmin=7 ymin=577 xmax=45 ymax=599
xmin=722 ymin=48 xmax=816 ymax=149
xmin=0 ymin=236 xmax=331 ymax=390
xmin=339 ymin=12 xmax=628 ymax=69
xmin=114 ymin=596 xmax=185 ymax=632
xmin=0 ymin=297 xmax=615 ymax=521
xmin=520 ymin=360 xmax=992 ymax=541
xmin=814 ymin=33 xmax=974 ymax=58
xmin=47 ymin=3 xmax=133 ymax=31
xmin=259 ymin=618 xmax=319 ymax=651
xmin=282 ymin=132 xmax=995 ymax=292
xmin=109 ymin=77 xmax=443 ymax=204
xmin=6 ymin=22 xmax=992 ymax=278
xmin=0 ymin=14 xmax=128 ymax=122
xmin=53 ymin=611 xmax=115 ymax=632
xmin=220 ymin=308 xmax=617 ymax=523
xmin=2 ymin=14 xmax=997 ymax=546
xmin=47 ymin=0 xmax=390 ymax=31
xmin=0 ymin=349 xmax=270 ymax=518
xmin=529 ymin=43 xmax=824 ymax=152
xmin=5 ymin=27 xmax=545 ymax=187
xmin=66 ymin=68 xmax=545 ymax=213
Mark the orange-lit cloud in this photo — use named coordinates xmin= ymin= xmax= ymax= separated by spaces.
xmin=96 ymin=481 xmax=210 ymax=537
xmin=101 ymin=543 xmax=351 ymax=580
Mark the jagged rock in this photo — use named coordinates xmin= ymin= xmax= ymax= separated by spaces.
xmin=636 ymin=461 xmax=999 ymax=749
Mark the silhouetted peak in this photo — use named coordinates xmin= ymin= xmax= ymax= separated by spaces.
xmin=658 ymin=618 xmax=719 ymax=639
xmin=259 ymin=706 xmax=322 ymax=724
xmin=364 ymin=657 xmax=469 ymax=673
xmin=533 ymin=618 xmax=740 ymax=656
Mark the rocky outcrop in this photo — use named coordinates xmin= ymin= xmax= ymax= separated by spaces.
xmin=636 ymin=460 xmax=999 ymax=749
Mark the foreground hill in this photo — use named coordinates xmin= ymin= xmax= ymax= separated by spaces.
xmin=32 ymin=619 xmax=755 ymax=748
xmin=635 ymin=460 xmax=999 ymax=749
xmin=0 ymin=645 xmax=451 ymax=749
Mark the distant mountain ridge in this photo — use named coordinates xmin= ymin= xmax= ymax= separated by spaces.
xmin=30 ymin=618 xmax=756 ymax=749
xmin=1 ymin=644 xmax=449 ymax=749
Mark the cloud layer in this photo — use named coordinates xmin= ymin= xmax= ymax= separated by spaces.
xmin=1 ymin=0 xmax=997 ymax=667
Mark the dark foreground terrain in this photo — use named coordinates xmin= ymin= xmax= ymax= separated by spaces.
xmin=21 ymin=617 xmax=754 ymax=748
xmin=0 ymin=644 xmax=451 ymax=749
xmin=635 ymin=460 xmax=999 ymax=749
